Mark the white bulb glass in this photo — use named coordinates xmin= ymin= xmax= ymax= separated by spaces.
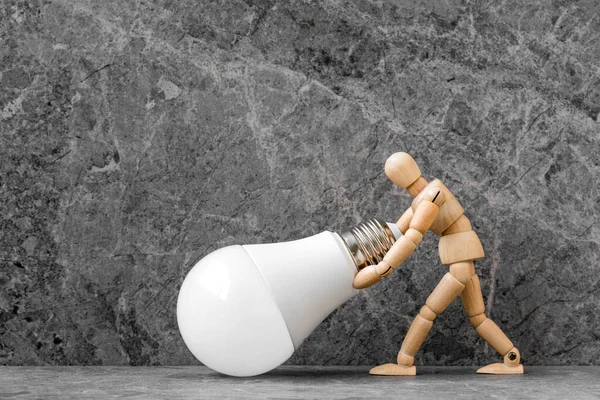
xmin=177 ymin=223 xmax=401 ymax=377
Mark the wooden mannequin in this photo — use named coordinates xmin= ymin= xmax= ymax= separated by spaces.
xmin=354 ymin=152 xmax=523 ymax=375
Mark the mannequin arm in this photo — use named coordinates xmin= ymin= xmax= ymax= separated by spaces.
xmin=353 ymin=188 xmax=446 ymax=289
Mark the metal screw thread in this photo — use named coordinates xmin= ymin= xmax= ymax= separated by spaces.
xmin=338 ymin=218 xmax=397 ymax=271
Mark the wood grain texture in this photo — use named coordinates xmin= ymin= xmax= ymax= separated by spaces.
xmin=396 ymin=207 xmax=414 ymax=234
xmin=400 ymin=315 xmax=434 ymax=356
xmin=460 ymin=274 xmax=486 ymax=317
xmin=382 ymin=236 xmax=417 ymax=268
xmin=442 ymin=215 xmax=472 ymax=236
xmin=425 ymin=273 xmax=465 ymax=314
xmin=384 ymin=152 xmax=422 ymax=189
xmin=409 ymin=201 xmax=440 ymax=234
xmin=438 ymin=231 xmax=485 ymax=264
xmin=407 ymin=177 xmax=429 ymax=198
xmin=475 ymin=319 xmax=515 ymax=356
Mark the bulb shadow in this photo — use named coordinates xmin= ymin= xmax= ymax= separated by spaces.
xmin=169 ymin=366 xmax=484 ymax=382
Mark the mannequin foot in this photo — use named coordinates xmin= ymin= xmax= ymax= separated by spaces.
xmin=369 ymin=363 xmax=416 ymax=376
xmin=477 ymin=363 xmax=524 ymax=374
xmin=478 ymin=347 xmax=524 ymax=374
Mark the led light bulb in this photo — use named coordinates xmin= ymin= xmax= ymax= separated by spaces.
xmin=177 ymin=219 xmax=401 ymax=377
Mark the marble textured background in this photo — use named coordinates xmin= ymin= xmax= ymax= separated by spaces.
xmin=1 ymin=0 xmax=599 ymax=367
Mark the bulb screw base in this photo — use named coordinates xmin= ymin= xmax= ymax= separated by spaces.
xmin=338 ymin=219 xmax=397 ymax=271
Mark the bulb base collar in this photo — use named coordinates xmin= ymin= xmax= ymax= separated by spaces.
xmin=338 ymin=219 xmax=397 ymax=271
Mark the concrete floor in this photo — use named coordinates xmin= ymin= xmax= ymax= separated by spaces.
xmin=1 ymin=366 xmax=599 ymax=399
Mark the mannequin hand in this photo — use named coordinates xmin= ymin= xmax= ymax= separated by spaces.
xmin=353 ymin=265 xmax=382 ymax=289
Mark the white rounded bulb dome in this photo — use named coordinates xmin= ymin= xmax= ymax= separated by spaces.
xmin=177 ymin=245 xmax=294 ymax=377
xmin=177 ymin=226 xmax=399 ymax=377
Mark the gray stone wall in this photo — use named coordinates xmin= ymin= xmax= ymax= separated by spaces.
xmin=1 ymin=0 xmax=599 ymax=366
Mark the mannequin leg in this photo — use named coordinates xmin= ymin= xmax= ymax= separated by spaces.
xmin=369 ymin=272 xmax=465 ymax=376
xmin=460 ymin=268 xmax=523 ymax=374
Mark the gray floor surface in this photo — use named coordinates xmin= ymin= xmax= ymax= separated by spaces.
xmin=1 ymin=366 xmax=598 ymax=399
